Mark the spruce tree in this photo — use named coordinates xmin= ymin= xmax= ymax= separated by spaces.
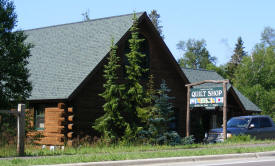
xmin=149 ymin=10 xmax=164 ymax=39
xmin=93 ymin=40 xmax=127 ymax=141
xmin=227 ymin=37 xmax=247 ymax=81
xmin=148 ymin=80 xmax=181 ymax=145
xmin=146 ymin=75 xmax=156 ymax=109
xmin=231 ymin=37 xmax=246 ymax=65
xmin=123 ymin=13 xmax=149 ymax=140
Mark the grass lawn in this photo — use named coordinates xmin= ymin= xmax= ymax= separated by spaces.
xmin=0 ymin=139 xmax=275 ymax=166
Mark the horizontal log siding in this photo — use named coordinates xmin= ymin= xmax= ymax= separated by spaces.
xmin=28 ymin=106 xmax=66 ymax=146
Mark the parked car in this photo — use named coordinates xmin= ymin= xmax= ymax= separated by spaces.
xmin=204 ymin=115 xmax=275 ymax=143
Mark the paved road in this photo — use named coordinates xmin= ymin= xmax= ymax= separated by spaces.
xmin=135 ymin=157 xmax=275 ymax=166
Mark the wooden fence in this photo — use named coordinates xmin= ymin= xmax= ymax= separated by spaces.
xmin=0 ymin=104 xmax=25 ymax=156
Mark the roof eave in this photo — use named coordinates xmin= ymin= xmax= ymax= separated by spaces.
xmin=28 ymin=98 xmax=67 ymax=103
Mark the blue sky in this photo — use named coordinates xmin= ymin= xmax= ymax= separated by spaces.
xmin=13 ymin=0 xmax=275 ymax=65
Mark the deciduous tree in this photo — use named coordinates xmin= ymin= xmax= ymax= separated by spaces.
xmin=233 ymin=44 xmax=275 ymax=119
xmin=0 ymin=0 xmax=32 ymax=109
xmin=177 ymin=39 xmax=216 ymax=69
xmin=261 ymin=26 xmax=275 ymax=47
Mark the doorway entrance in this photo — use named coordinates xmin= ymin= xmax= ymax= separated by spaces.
xmin=190 ymin=109 xmax=223 ymax=142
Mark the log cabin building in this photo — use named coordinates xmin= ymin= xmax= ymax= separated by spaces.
xmin=24 ymin=12 xmax=261 ymax=145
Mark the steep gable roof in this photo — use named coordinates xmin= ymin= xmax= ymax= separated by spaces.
xmin=182 ymin=68 xmax=228 ymax=88
xmin=181 ymin=68 xmax=261 ymax=112
xmin=25 ymin=12 xmax=144 ymax=100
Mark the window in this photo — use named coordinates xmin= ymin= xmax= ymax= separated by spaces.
xmin=227 ymin=117 xmax=250 ymax=128
xmin=250 ymin=118 xmax=260 ymax=128
xmin=34 ymin=105 xmax=45 ymax=130
xmin=259 ymin=118 xmax=272 ymax=128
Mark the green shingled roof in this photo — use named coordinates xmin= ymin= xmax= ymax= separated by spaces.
xmin=25 ymin=12 xmax=144 ymax=100
xmin=181 ymin=68 xmax=261 ymax=112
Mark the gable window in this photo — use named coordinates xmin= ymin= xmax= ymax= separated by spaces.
xmin=123 ymin=34 xmax=150 ymax=78
xmin=34 ymin=105 xmax=45 ymax=130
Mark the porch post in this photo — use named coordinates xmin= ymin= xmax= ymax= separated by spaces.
xmin=186 ymin=86 xmax=190 ymax=137
xmin=223 ymin=81 xmax=228 ymax=140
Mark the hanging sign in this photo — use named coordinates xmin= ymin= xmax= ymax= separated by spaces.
xmin=190 ymin=87 xmax=224 ymax=107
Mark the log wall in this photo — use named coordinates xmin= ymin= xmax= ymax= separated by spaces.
xmin=71 ymin=17 xmax=188 ymax=138
xmin=34 ymin=107 xmax=65 ymax=145
xmin=28 ymin=15 xmax=252 ymax=144
xmin=27 ymin=103 xmax=74 ymax=146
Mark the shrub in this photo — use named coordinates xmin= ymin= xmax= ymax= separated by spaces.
xmin=225 ymin=135 xmax=255 ymax=143
xmin=181 ymin=135 xmax=195 ymax=145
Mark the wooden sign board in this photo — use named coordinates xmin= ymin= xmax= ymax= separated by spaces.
xmin=190 ymin=87 xmax=224 ymax=107
xmin=185 ymin=80 xmax=228 ymax=139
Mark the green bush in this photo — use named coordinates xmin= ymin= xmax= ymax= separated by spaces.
xmin=225 ymin=135 xmax=255 ymax=143
xmin=0 ymin=113 xmax=17 ymax=146
xmin=181 ymin=135 xmax=195 ymax=145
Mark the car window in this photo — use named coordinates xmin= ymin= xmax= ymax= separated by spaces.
xmin=259 ymin=118 xmax=272 ymax=128
xmin=250 ymin=118 xmax=260 ymax=128
xmin=227 ymin=118 xmax=250 ymax=128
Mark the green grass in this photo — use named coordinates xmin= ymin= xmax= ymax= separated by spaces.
xmin=24 ymin=143 xmax=201 ymax=156
xmin=1 ymin=138 xmax=275 ymax=166
xmin=0 ymin=138 xmax=274 ymax=157
xmin=0 ymin=144 xmax=17 ymax=157
xmin=1 ymin=145 xmax=275 ymax=166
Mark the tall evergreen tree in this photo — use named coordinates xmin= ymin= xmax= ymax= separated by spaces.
xmin=147 ymin=80 xmax=181 ymax=145
xmin=135 ymin=74 xmax=156 ymax=141
xmin=230 ymin=37 xmax=246 ymax=64
xmin=227 ymin=37 xmax=247 ymax=80
xmin=146 ymin=75 xmax=156 ymax=109
xmin=123 ymin=13 xmax=149 ymax=140
xmin=149 ymin=10 xmax=164 ymax=39
xmin=0 ymin=0 xmax=32 ymax=108
xmin=177 ymin=39 xmax=216 ymax=69
xmin=93 ymin=40 xmax=127 ymax=141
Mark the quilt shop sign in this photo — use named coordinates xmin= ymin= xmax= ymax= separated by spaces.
xmin=190 ymin=87 xmax=224 ymax=107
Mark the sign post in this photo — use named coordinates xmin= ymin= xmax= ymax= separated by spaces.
xmin=0 ymin=104 xmax=25 ymax=156
xmin=223 ymin=82 xmax=228 ymax=140
xmin=185 ymin=80 xmax=229 ymax=139
xmin=186 ymin=86 xmax=190 ymax=137
xmin=17 ymin=104 xmax=25 ymax=156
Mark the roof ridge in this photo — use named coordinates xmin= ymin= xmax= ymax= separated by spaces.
xmin=24 ymin=12 xmax=145 ymax=32
xmin=181 ymin=67 xmax=216 ymax=72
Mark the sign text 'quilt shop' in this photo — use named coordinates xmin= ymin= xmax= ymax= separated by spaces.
xmin=190 ymin=87 xmax=224 ymax=107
